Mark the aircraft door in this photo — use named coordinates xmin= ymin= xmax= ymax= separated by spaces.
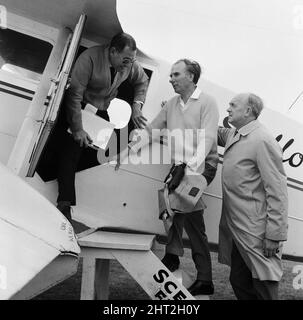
xmin=27 ymin=14 xmax=86 ymax=177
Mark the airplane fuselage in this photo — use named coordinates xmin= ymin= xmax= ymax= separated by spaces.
xmin=0 ymin=0 xmax=302 ymax=263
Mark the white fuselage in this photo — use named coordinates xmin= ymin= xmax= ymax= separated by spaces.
xmin=0 ymin=1 xmax=302 ymax=262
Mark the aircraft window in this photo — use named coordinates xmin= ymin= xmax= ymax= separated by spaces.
xmin=0 ymin=28 xmax=52 ymax=81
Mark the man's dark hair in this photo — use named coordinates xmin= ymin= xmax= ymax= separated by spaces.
xmin=110 ymin=32 xmax=137 ymax=52
xmin=175 ymin=59 xmax=201 ymax=84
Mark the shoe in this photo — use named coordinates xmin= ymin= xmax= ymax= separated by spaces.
xmin=161 ymin=253 xmax=180 ymax=272
xmin=57 ymin=203 xmax=72 ymax=222
xmin=188 ymin=280 xmax=214 ymax=296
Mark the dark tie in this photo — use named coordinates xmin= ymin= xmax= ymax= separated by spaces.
xmin=110 ymin=67 xmax=116 ymax=85
xmin=234 ymin=130 xmax=238 ymax=137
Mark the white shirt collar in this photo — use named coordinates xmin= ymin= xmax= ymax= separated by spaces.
xmin=180 ymin=87 xmax=201 ymax=108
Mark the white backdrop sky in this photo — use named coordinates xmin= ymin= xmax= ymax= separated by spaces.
xmin=117 ymin=0 xmax=303 ymax=121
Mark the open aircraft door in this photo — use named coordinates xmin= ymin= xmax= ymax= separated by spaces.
xmin=26 ymin=14 xmax=86 ymax=177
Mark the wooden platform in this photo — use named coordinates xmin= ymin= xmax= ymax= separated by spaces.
xmin=79 ymin=230 xmax=155 ymax=251
xmin=78 ymin=229 xmax=196 ymax=300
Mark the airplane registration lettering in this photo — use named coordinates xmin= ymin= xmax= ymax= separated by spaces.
xmin=153 ymin=268 xmax=169 ymax=283
xmin=60 ymin=222 xmax=67 ymax=231
xmin=153 ymin=269 xmax=187 ymax=300
xmin=68 ymin=226 xmax=75 ymax=242
xmin=60 ymin=222 xmax=75 ymax=242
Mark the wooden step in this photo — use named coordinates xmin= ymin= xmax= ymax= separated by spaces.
xmin=78 ymin=230 xmax=155 ymax=251
xmin=78 ymin=230 xmax=195 ymax=300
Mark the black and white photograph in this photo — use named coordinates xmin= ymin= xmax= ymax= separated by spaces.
xmin=0 ymin=0 xmax=303 ymax=309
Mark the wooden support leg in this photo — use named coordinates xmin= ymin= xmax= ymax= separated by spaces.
xmin=94 ymin=259 xmax=110 ymax=300
xmin=80 ymin=257 xmax=96 ymax=300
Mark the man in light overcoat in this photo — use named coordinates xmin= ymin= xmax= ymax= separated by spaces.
xmin=218 ymin=93 xmax=288 ymax=300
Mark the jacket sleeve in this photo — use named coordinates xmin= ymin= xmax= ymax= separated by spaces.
xmin=187 ymin=96 xmax=219 ymax=173
xmin=217 ymin=127 xmax=231 ymax=147
xmin=128 ymin=61 xmax=149 ymax=105
xmin=256 ymin=138 xmax=288 ymax=241
xmin=64 ymin=50 xmax=93 ymax=132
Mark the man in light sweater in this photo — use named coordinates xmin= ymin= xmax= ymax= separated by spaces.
xmin=116 ymin=59 xmax=219 ymax=296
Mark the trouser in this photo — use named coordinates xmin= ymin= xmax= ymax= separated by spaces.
xmin=229 ymin=241 xmax=279 ymax=300
xmin=166 ymin=210 xmax=212 ymax=282
xmin=56 ymin=106 xmax=110 ymax=205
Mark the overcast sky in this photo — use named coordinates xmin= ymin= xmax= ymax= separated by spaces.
xmin=117 ymin=0 xmax=303 ymax=121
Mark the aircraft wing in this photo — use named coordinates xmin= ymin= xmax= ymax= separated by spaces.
xmin=0 ymin=163 xmax=80 ymax=300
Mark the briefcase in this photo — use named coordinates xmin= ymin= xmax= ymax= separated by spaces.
xmin=158 ymin=173 xmax=207 ymax=233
